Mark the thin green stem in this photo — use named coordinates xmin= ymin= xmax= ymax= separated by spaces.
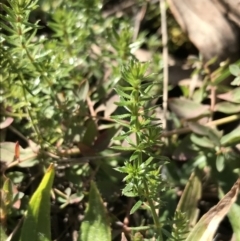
xmin=1 ymin=111 xmax=28 ymax=118
xmin=128 ymin=225 xmax=153 ymax=231
xmin=143 ymin=180 xmax=163 ymax=240
xmin=134 ymin=89 xmax=141 ymax=167
xmin=132 ymin=82 xmax=163 ymax=240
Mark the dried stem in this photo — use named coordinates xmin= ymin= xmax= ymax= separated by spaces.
xmin=160 ymin=0 xmax=169 ymax=131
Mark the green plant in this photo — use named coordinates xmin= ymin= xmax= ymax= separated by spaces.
xmin=112 ymin=59 xmax=240 ymax=241
xmin=112 ymin=59 xmax=169 ymax=240
xmin=1 ymin=0 xmax=240 ymax=240
xmin=230 ymin=63 xmax=240 ymax=86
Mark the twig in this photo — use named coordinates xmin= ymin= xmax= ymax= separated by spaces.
xmin=160 ymin=0 xmax=169 ymax=131
xmin=86 ymin=96 xmax=96 ymax=119
xmin=133 ymin=3 xmax=148 ymax=41
xmin=9 ymin=126 xmax=29 ymax=143
xmin=161 ymin=114 xmax=240 ymax=137
xmin=6 ymin=217 xmax=24 ymax=241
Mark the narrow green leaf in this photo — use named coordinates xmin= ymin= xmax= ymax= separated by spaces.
xmin=20 ymin=164 xmax=55 ymax=241
xmin=110 ymin=118 xmax=130 ymax=128
xmin=130 ymin=200 xmax=142 ymax=214
xmin=216 ymin=154 xmax=225 ymax=172
xmin=111 ymin=146 xmax=136 ymax=151
xmin=220 ymin=126 xmax=240 ymax=147
xmin=2 ymin=178 xmax=14 ymax=207
xmin=168 ymin=98 xmax=210 ymax=119
xmin=111 ymin=114 xmax=131 ymax=120
xmin=188 ymin=122 xmax=221 ymax=146
xmin=174 ymin=171 xmax=202 ymax=239
xmin=80 ymin=181 xmax=111 ymax=241
xmin=114 ymin=101 xmax=132 ymax=108
xmin=0 ymin=3 xmax=15 ymax=19
xmin=114 ymin=88 xmax=132 ymax=99
xmin=0 ymin=21 xmax=16 ymax=34
xmin=212 ymin=64 xmax=232 ymax=85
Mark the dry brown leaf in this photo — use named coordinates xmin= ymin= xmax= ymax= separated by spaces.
xmin=186 ymin=178 xmax=240 ymax=241
xmin=121 ymin=232 xmax=128 ymax=241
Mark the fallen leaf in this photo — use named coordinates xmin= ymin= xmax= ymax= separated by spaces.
xmin=104 ymin=94 xmax=120 ymax=117
xmin=0 ymin=117 xmax=14 ymax=129
xmin=121 ymin=232 xmax=128 ymax=241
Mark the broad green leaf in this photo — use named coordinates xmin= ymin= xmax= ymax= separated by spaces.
xmin=231 ymin=76 xmax=240 ymax=86
xmin=80 ymin=181 xmax=111 ymax=241
xmin=20 ymin=164 xmax=55 ymax=241
xmin=216 ymin=154 xmax=225 ymax=172
xmin=190 ymin=134 xmax=215 ymax=149
xmin=192 ymin=87 xmax=206 ymax=103
xmin=214 ymin=101 xmax=240 ymax=114
xmin=220 ymin=126 xmax=240 ymax=147
xmin=186 ymin=178 xmax=240 ymax=241
xmin=219 ymin=188 xmax=240 ymax=241
xmin=173 ymin=171 xmax=202 ymax=239
xmin=188 ymin=122 xmax=221 ymax=146
xmin=229 ymin=64 xmax=240 ymax=76
xmin=217 ymin=87 xmax=240 ymax=103
xmin=212 ymin=65 xmax=232 ymax=85
xmin=168 ymin=98 xmax=210 ymax=119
